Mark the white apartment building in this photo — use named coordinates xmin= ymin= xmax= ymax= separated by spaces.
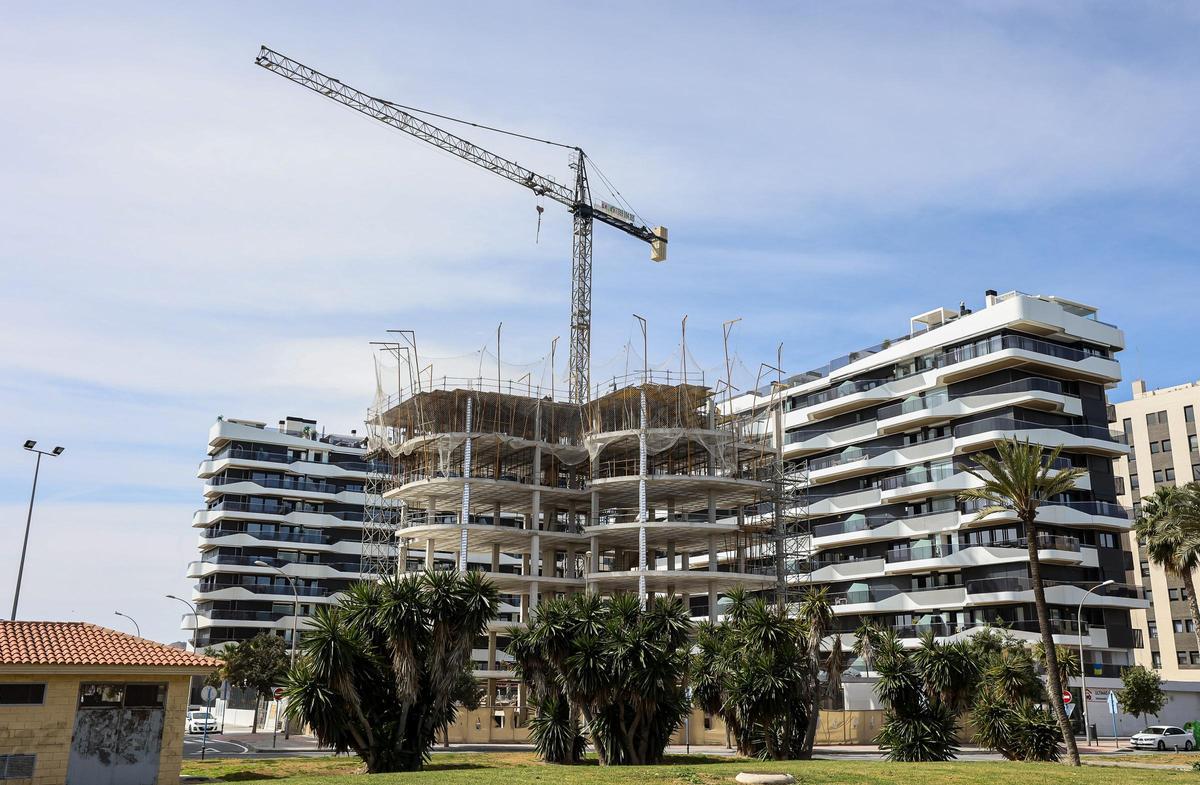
xmin=187 ymin=416 xmax=391 ymax=648
xmin=729 ymin=290 xmax=1146 ymax=720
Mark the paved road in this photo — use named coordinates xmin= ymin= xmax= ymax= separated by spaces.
xmin=183 ymin=734 xmax=1139 ymax=762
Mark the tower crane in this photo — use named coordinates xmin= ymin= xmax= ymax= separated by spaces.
xmin=254 ymin=46 xmax=667 ymax=403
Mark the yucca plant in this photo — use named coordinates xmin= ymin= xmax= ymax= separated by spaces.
xmin=528 ymin=694 xmax=586 ymax=763
xmin=284 ymin=571 xmax=498 ymax=773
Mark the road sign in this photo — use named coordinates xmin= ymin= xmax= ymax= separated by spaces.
xmin=1107 ymin=690 xmax=1119 ymax=714
xmin=273 ymin=686 xmax=285 ymax=701
xmin=1062 ymin=690 xmax=1072 ymax=704
xmin=200 ymin=685 xmax=218 ymax=704
xmin=1085 ymin=688 xmax=1093 ymax=702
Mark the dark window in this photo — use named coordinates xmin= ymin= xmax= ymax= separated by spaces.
xmin=78 ymin=684 xmax=124 ymax=707
xmin=1190 ymin=434 xmax=1198 ymax=452
xmin=0 ymin=684 xmax=45 ymax=705
xmin=1123 ymin=417 xmax=1134 ymax=436
xmin=0 ymin=755 xmax=36 ymax=780
xmin=1152 ymin=651 xmax=1162 ymax=668
xmin=123 ymin=684 xmax=166 ymax=708
xmin=1163 ymin=439 xmax=1173 ymax=453
xmin=1166 ymin=467 xmax=1176 ymax=482
xmin=1154 ymin=469 xmax=1165 ymax=483
xmin=1150 ymin=442 xmax=1161 ymax=454
xmin=1187 ymin=406 xmax=1195 ymax=423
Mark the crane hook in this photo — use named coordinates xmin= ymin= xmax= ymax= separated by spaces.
xmin=535 ymin=200 xmax=545 ymax=244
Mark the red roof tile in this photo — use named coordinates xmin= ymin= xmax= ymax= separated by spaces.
xmin=0 ymin=621 xmax=222 ymax=670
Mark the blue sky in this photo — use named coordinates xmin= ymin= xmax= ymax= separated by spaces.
xmin=1 ymin=1 xmax=1198 ymax=643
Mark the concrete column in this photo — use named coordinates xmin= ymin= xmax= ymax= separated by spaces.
xmin=590 ymin=490 xmax=599 ymax=528
xmin=426 ymin=497 xmax=437 ymax=525
xmin=667 ymin=540 xmax=676 ymax=572
xmin=531 ymin=534 xmax=541 ymax=577
xmin=681 ymin=550 xmax=690 ymax=571
xmin=707 ymin=491 xmax=717 ymax=524
xmin=531 ymin=490 xmax=542 ymax=531
xmin=491 ymin=544 xmax=501 ymax=572
xmin=708 ymin=535 xmax=718 ymax=572
xmin=737 ymin=541 xmax=746 ymax=574
xmin=493 ymin=503 xmax=502 ymax=527
xmin=425 ymin=538 xmax=436 ymax=569
xmin=708 ymin=580 xmax=718 ymax=623
xmin=487 ymin=632 xmax=497 ymax=670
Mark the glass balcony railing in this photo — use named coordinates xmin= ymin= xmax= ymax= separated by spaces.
xmin=202 ymin=527 xmax=332 ymax=545
xmin=875 ymin=377 xmax=1065 ymax=421
xmin=201 ymin=500 xmax=365 ymax=521
xmin=208 ymin=474 xmax=364 ymax=495
xmin=966 ymin=577 xmax=1142 ymax=599
xmin=784 ymin=334 xmax=1107 ymax=412
xmin=953 ymin=417 xmax=1117 ymax=442
xmin=196 ymin=582 xmax=329 ymax=597
xmin=197 ymin=554 xmax=363 ymax=572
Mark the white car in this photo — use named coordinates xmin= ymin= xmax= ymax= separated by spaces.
xmin=1130 ymin=725 xmax=1193 ymax=751
xmin=186 ymin=710 xmax=218 ymax=734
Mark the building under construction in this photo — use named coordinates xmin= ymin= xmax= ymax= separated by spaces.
xmin=361 ymin=346 xmax=802 ymax=705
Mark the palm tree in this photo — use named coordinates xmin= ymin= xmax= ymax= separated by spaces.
xmin=958 ymin=437 xmax=1086 ymax=766
xmin=796 ymin=587 xmax=834 ymax=758
xmin=1135 ymin=484 xmax=1200 ymax=655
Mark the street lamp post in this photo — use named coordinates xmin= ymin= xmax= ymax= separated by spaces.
xmin=165 ymin=594 xmax=199 ymax=651
xmin=255 ymin=560 xmax=299 ymax=739
xmin=11 ymin=441 xmax=64 ymax=621
xmin=1078 ymin=579 xmax=1115 ymax=746
xmin=114 ymin=611 xmax=141 ymax=638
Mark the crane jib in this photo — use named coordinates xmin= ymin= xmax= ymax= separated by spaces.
xmin=254 ymin=45 xmax=668 ymax=403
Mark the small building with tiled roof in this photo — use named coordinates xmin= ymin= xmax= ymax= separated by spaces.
xmin=0 ymin=621 xmax=221 ymax=785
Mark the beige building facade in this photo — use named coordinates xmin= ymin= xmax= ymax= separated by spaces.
xmin=1112 ymin=379 xmax=1200 ymax=679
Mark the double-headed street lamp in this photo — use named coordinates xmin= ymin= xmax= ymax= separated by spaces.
xmin=114 ymin=611 xmax=141 ymax=638
xmin=11 ymin=441 xmax=65 ymax=621
xmin=1078 ymin=579 xmax=1115 ymax=744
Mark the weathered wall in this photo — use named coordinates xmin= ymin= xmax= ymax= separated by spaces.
xmin=0 ymin=671 xmax=192 ymax=785
xmin=439 ymin=706 xmax=887 ymax=747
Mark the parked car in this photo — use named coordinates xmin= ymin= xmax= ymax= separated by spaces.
xmin=1130 ymin=725 xmax=1193 ymax=751
xmin=186 ymin=710 xmax=218 ymax=734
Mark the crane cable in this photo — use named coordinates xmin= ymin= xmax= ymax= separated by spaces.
xmin=379 ymin=98 xmax=575 ymax=150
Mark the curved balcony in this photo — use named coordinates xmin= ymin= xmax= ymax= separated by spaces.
xmin=787 ymin=334 xmax=1119 ymax=427
xmin=783 ymin=421 xmax=878 ymax=458
xmin=192 ymin=503 xmax=365 ymax=531
xmin=965 ymin=577 xmax=1148 ymax=610
xmin=194 ymin=582 xmax=331 ymax=599
xmin=203 ymin=475 xmax=366 ymax=504
xmin=199 ymin=448 xmax=385 ymax=478
xmin=953 ymin=416 xmax=1126 ymax=457
xmin=876 ymin=377 xmax=1080 ymax=434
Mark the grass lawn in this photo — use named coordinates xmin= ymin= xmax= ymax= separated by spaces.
xmin=1102 ymin=752 xmax=1197 ymax=766
xmin=181 ymin=752 xmax=1196 ymax=783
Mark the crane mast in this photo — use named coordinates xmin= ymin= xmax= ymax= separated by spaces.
xmin=254 ymin=46 xmax=666 ymax=403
